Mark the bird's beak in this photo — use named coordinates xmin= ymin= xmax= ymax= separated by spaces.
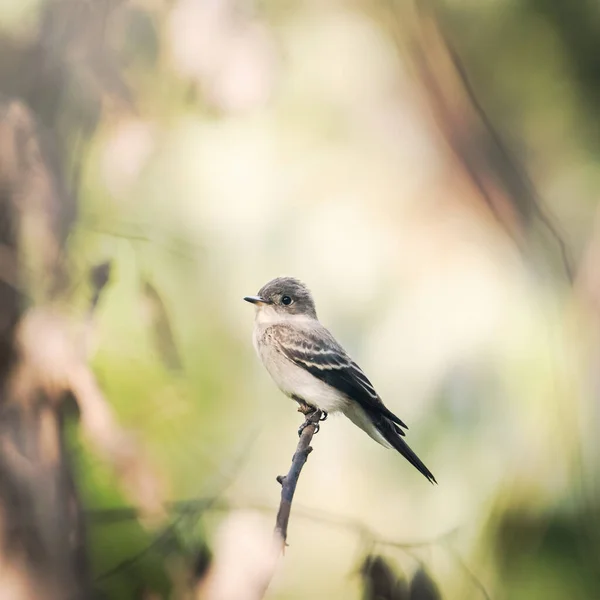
xmin=244 ymin=295 xmax=271 ymax=306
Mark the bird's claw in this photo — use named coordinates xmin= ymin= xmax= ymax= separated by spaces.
xmin=298 ymin=420 xmax=319 ymax=436
xmin=297 ymin=409 xmax=323 ymax=437
xmin=320 ymin=411 xmax=328 ymax=422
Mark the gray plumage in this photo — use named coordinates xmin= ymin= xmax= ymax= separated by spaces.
xmin=245 ymin=277 xmax=436 ymax=483
xmin=257 ymin=277 xmax=318 ymax=319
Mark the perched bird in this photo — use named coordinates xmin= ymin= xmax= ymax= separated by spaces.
xmin=244 ymin=277 xmax=436 ymax=483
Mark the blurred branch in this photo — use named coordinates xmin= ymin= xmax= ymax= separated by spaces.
xmin=88 ymin=495 xmax=491 ymax=599
xmin=444 ymin=543 xmax=491 ymax=600
xmin=0 ymin=95 xmax=163 ymax=597
xmin=0 ymin=99 xmax=71 ymax=302
xmin=87 ymin=498 xmax=457 ymax=547
xmin=0 ymin=97 xmax=86 ymax=599
xmin=91 ymin=428 xmax=262 ymax=595
xmin=90 ymin=411 xmax=325 ymax=599
xmin=274 ymin=408 xmax=323 ymax=544
xmin=95 ymin=512 xmax=187 ymax=584
xmin=436 ymin=15 xmax=573 ymax=282
xmin=382 ymin=0 xmax=572 ymax=280
xmin=0 ymin=0 xmax=135 ymax=190
xmin=84 ymin=223 xmax=204 ymax=262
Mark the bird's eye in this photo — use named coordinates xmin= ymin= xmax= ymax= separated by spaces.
xmin=281 ymin=295 xmax=293 ymax=306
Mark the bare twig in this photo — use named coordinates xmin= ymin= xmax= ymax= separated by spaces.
xmin=196 ymin=410 xmax=324 ymax=599
xmin=274 ymin=409 xmax=322 ymax=544
xmin=86 ymin=491 xmax=493 ymax=599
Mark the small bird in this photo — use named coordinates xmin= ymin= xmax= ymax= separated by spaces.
xmin=244 ymin=277 xmax=436 ymax=483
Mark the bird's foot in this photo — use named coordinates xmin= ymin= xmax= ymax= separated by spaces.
xmin=297 ymin=408 xmax=323 ymax=437
xmin=298 ymin=420 xmax=318 ymax=436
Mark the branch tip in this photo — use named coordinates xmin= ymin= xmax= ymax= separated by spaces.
xmin=274 ymin=409 xmax=322 ymax=544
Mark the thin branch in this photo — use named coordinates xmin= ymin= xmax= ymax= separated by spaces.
xmin=83 ymin=222 xmax=204 ymax=262
xmin=95 ymin=513 xmax=185 ymax=583
xmin=92 ymin=430 xmax=262 ymax=585
xmin=193 ymin=412 xmax=323 ymax=600
xmin=85 ymin=489 xmax=491 ymax=599
xmin=444 ymin=542 xmax=492 ymax=600
xmin=86 ymin=498 xmax=456 ymax=550
xmin=274 ymin=409 xmax=322 ymax=544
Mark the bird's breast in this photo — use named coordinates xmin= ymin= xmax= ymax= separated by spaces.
xmin=253 ymin=326 xmax=347 ymax=414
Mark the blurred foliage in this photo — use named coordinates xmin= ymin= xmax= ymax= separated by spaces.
xmin=0 ymin=0 xmax=599 ymax=598
xmin=409 ymin=567 xmax=442 ymax=600
xmin=361 ymin=555 xmax=409 ymax=600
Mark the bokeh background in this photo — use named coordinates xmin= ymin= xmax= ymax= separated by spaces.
xmin=1 ymin=0 xmax=599 ymax=598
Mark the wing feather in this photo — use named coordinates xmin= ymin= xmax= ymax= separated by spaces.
xmin=270 ymin=323 xmax=408 ymax=431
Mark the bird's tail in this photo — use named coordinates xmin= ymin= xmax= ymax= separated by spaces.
xmin=375 ymin=417 xmax=437 ymax=484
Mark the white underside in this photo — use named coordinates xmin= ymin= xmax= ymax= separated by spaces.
xmin=253 ymin=315 xmax=391 ymax=448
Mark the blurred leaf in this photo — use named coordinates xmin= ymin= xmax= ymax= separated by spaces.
xmin=494 ymin=510 xmax=600 ymax=599
xmin=141 ymin=278 xmax=183 ymax=372
xmin=525 ymin=0 xmax=600 ymax=148
xmin=409 ymin=567 xmax=441 ymax=600
xmin=192 ymin=542 xmax=212 ymax=584
xmin=361 ymin=555 xmax=409 ymax=600
xmin=89 ymin=260 xmax=112 ymax=309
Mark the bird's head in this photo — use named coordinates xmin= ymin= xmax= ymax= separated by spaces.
xmin=244 ymin=277 xmax=317 ymax=320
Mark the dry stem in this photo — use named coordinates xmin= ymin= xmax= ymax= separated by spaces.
xmin=274 ymin=408 xmax=322 ymax=544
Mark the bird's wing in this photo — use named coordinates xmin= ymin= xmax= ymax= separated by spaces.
xmin=270 ymin=323 xmax=408 ymax=432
